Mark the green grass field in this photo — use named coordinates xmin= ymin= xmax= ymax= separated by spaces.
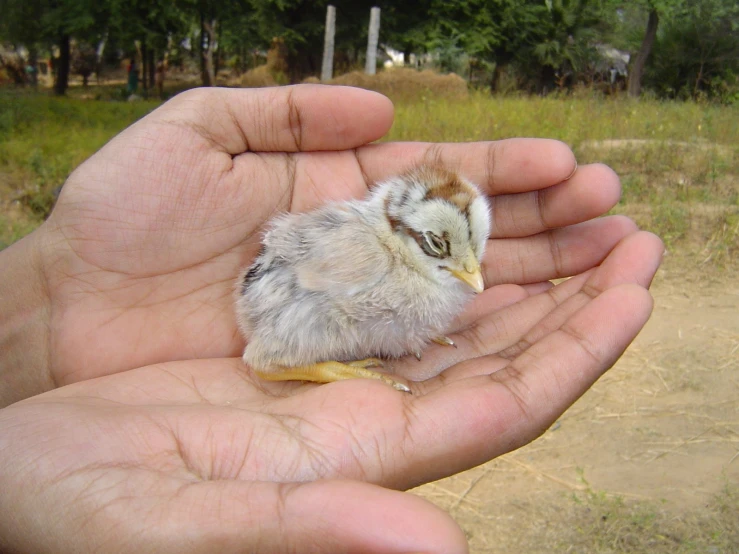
xmin=2 ymin=87 xmax=737 ymax=263
xmin=0 ymin=90 xmax=158 ymax=246
xmin=390 ymin=93 xmax=739 ymax=267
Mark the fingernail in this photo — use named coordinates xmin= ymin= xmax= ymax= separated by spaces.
xmin=564 ymin=161 xmax=578 ymax=181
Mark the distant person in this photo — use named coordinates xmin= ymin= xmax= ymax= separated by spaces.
xmin=126 ymin=59 xmax=139 ymax=96
xmin=25 ymin=64 xmax=38 ymax=88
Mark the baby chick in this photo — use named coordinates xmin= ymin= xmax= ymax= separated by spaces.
xmin=235 ymin=165 xmax=491 ymax=392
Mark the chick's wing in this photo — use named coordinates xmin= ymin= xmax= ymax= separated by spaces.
xmin=292 ymin=206 xmax=390 ymax=296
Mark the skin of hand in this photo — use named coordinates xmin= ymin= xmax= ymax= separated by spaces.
xmin=0 ymin=85 xmax=664 ymax=552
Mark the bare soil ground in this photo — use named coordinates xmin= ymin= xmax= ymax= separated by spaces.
xmin=415 ymin=259 xmax=739 ymax=552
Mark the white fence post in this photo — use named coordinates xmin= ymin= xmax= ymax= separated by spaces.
xmin=321 ymin=5 xmax=336 ymax=81
xmin=365 ymin=7 xmax=381 ymax=75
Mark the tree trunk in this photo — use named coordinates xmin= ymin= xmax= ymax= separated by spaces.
xmin=199 ymin=11 xmax=205 ymax=81
xmin=491 ymin=63 xmax=507 ymax=92
xmin=403 ymin=47 xmax=412 ymax=67
xmin=95 ymin=33 xmax=107 ymax=83
xmin=214 ymin=22 xmax=222 ymax=76
xmin=54 ymin=34 xmax=70 ymax=95
xmin=694 ymin=58 xmax=705 ymax=97
xmin=141 ymin=40 xmax=149 ymax=93
xmin=200 ymin=16 xmax=216 ymax=86
xmin=148 ymin=49 xmax=155 ymax=91
xmin=628 ymin=8 xmax=659 ymax=98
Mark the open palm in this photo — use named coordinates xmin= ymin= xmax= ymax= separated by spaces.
xmin=33 ymin=85 xmax=646 ymax=388
xmin=0 ymin=223 xmax=659 ymax=552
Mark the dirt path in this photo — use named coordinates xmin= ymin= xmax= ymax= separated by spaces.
xmin=416 ymin=266 xmax=739 ymax=552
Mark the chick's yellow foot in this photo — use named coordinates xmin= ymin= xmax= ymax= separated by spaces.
xmin=255 ymin=360 xmax=410 ymax=393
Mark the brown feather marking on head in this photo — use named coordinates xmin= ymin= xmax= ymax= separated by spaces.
xmin=384 ymin=193 xmax=404 ymax=233
xmin=416 ymin=165 xmax=476 ymax=215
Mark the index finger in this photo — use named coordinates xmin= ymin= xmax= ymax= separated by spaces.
xmin=356 ymin=139 xmax=577 ymax=195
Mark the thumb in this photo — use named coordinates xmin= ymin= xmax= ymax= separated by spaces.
xmin=151 ymin=479 xmax=468 ymax=553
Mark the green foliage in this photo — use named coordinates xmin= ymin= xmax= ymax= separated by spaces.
xmin=397 ymin=0 xmax=619 ymax=92
xmin=2 ymin=0 xmax=738 ymax=99
xmin=0 ymin=0 xmax=44 ymax=47
xmin=645 ymin=0 xmax=739 ymax=102
xmin=0 ymin=0 xmax=109 ymax=49
xmin=525 ymin=0 xmax=604 ymax=73
xmin=110 ymin=0 xmax=189 ymax=52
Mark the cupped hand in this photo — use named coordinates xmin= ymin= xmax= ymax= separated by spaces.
xmin=0 ymin=228 xmax=661 ymax=553
xmin=13 ymin=85 xmax=630 ymax=393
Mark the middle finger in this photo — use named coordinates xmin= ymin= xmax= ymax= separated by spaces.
xmin=488 ymin=163 xmax=621 ymax=238
xmin=482 ymin=214 xmax=638 ymax=286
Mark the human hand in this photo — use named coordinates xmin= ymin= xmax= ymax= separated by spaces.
xmin=0 ymin=228 xmax=661 ymax=553
xmin=0 ymin=85 xmax=646 ymax=406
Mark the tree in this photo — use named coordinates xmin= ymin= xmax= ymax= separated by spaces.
xmin=47 ymin=0 xmax=112 ymax=94
xmin=70 ymin=41 xmax=99 ymax=86
xmin=414 ymin=0 xmax=611 ymax=92
xmin=524 ymin=0 xmax=607 ymax=92
xmin=623 ymin=0 xmax=689 ymax=97
xmin=216 ymin=4 xmax=261 ymax=75
xmin=193 ymin=0 xmax=217 ymax=86
xmin=415 ymin=0 xmax=534 ymax=87
xmin=0 ymin=0 xmax=110 ymax=94
xmin=645 ymin=0 xmax=739 ymax=100
xmin=628 ymin=6 xmax=658 ymax=96
xmin=108 ymin=0 xmax=190 ymax=93
xmin=0 ymin=0 xmax=45 ymax=82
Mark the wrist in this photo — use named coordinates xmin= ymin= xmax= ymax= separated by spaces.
xmin=0 ymin=228 xmax=53 ymax=407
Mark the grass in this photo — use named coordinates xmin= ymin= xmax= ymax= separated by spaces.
xmin=1 ymin=85 xmax=738 ymax=266
xmin=0 ymin=89 xmax=159 ymax=242
xmin=558 ymin=483 xmax=739 ymax=553
xmin=0 ymin=213 xmax=39 ymax=250
xmin=387 ymin=90 xmax=738 ymax=145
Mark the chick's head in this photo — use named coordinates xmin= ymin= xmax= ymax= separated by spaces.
xmin=383 ymin=165 xmax=491 ymax=293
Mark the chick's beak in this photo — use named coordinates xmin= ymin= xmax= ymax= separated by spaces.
xmin=449 ymin=252 xmax=485 ymax=294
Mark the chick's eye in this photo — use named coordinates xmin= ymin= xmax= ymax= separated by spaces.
xmin=421 ymin=232 xmax=449 ymax=258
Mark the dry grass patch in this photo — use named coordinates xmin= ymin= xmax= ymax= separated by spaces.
xmin=239 ymin=64 xmax=283 ymax=88
xmin=303 ymin=68 xmax=469 ymax=101
xmin=557 ymin=484 xmax=739 ymax=554
xmin=415 ymin=470 xmax=739 ymax=554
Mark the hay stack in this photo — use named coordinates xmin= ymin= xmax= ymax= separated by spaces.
xmin=304 ymin=68 xmax=468 ymax=101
